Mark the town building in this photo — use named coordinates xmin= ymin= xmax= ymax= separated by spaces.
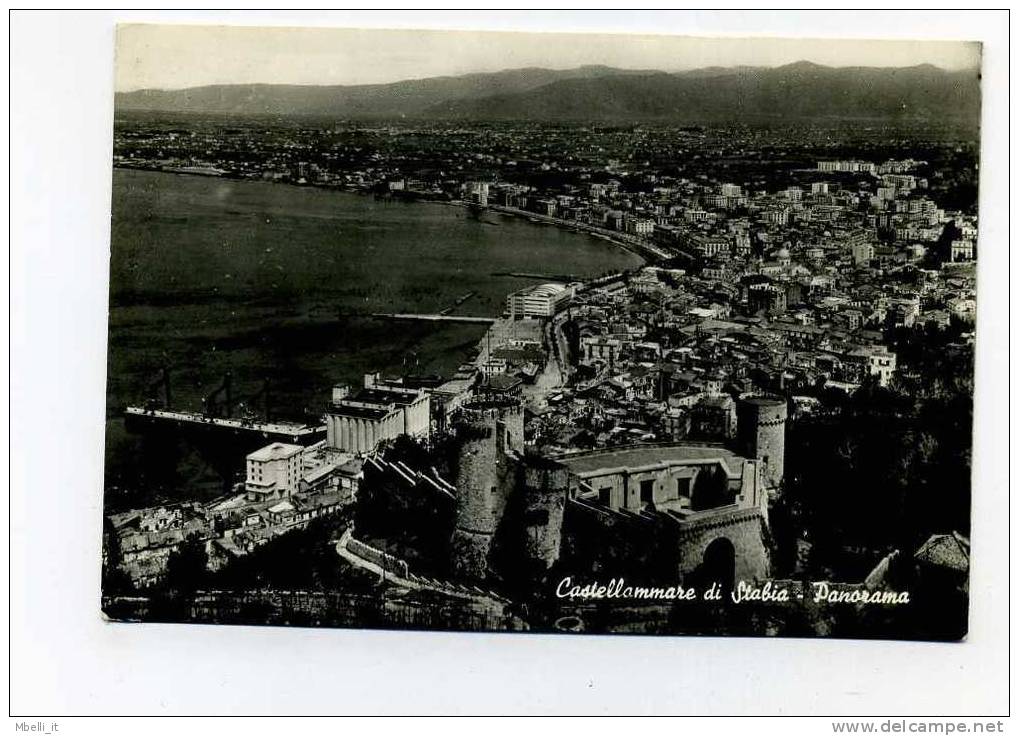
xmin=625 ymin=217 xmax=655 ymax=236
xmin=468 ymin=181 xmax=489 ymax=207
xmin=852 ymin=242 xmax=876 ymax=266
xmin=245 ymin=442 xmax=304 ymax=501
xmin=846 ymin=345 xmax=898 ymax=387
xmin=951 ymin=239 xmax=975 ymax=262
xmin=507 ymin=283 xmax=573 ymax=319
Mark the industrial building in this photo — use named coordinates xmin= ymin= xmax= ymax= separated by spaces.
xmin=324 ymin=373 xmax=430 ymax=454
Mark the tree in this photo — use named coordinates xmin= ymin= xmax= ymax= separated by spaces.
xmin=163 ymin=536 xmax=209 ymax=595
xmin=101 ymin=519 xmax=135 ymax=595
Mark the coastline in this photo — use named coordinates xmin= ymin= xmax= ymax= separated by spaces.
xmin=444 ymin=200 xmax=662 ymax=264
xmin=112 ymin=163 xmax=664 ymax=265
xmin=107 ymin=166 xmax=643 ymax=396
xmin=108 ymin=164 xmax=644 ymax=407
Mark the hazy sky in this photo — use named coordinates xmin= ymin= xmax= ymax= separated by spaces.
xmin=115 ymin=24 xmax=982 ymax=92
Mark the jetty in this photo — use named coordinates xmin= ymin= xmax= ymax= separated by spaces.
xmin=124 ymin=406 xmax=326 ymax=445
xmin=492 ymin=272 xmax=578 ymax=282
xmin=372 ymin=313 xmax=496 ymax=325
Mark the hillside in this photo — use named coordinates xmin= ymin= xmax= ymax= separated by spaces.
xmin=115 ymin=65 xmax=653 ymax=118
xmin=116 ymin=61 xmax=981 ymax=126
xmin=427 ymin=62 xmax=981 ymax=125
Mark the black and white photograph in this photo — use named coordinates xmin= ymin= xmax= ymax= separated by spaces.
xmin=9 ymin=9 xmax=1012 ymax=720
xmin=98 ymin=22 xmax=981 ymax=641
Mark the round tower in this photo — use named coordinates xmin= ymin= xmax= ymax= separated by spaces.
xmin=519 ymin=459 xmax=570 ymax=572
xmin=450 ymin=396 xmax=524 ymax=579
xmin=736 ymin=396 xmax=787 ymax=491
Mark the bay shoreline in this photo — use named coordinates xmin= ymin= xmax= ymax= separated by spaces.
xmin=113 ymin=163 xmax=662 ymax=266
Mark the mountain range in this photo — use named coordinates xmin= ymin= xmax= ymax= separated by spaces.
xmin=115 ymin=62 xmax=981 ymax=126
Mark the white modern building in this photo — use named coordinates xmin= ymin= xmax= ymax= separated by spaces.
xmin=245 ymin=442 xmax=304 ymax=501
xmin=507 ymin=283 xmax=573 ymax=319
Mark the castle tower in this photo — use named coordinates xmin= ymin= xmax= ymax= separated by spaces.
xmin=736 ymin=396 xmax=787 ymax=491
xmin=519 ymin=459 xmax=570 ymax=572
xmin=450 ymin=396 xmax=524 ymax=579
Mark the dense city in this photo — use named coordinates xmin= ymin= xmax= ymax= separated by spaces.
xmin=104 ymin=117 xmax=976 ymax=638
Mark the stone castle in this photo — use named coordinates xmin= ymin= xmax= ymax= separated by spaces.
xmin=447 ymin=395 xmax=570 ymax=583
xmin=446 ymin=392 xmax=787 ymax=588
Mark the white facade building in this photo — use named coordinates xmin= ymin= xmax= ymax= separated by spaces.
xmin=245 ymin=442 xmax=304 ymax=501
xmin=507 ymin=283 xmax=573 ymax=318
xmin=624 ymin=218 xmax=655 ymax=236
xmin=847 ymin=346 xmax=897 ymax=388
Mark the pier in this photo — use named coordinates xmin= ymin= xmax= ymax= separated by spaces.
xmin=372 ymin=313 xmax=496 ymax=325
xmin=492 ymin=271 xmax=578 ymax=282
xmin=124 ymin=406 xmax=326 ymax=445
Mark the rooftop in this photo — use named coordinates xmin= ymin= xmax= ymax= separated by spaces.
xmin=353 ymin=386 xmax=423 ymax=407
xmin=326 ymin=403 xmax=394 ymax=421
xmin=247 ymin=442 xmax=303 ymax=462
xmin=554 ymin=442 xmax=745 ymax=477
xmin=915 ymin=532 xmax=970 ymax=573
xmin=512 ymin=283 xmax=569 ymax=299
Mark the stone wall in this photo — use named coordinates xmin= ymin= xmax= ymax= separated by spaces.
xmin=104 ymin=589 xmax=522 ymax=631
xmin=345 ymin=533 xmax=410 ymax=579
xmin=675 ymin=506 xmax=771 ymax=583
xmin=519 ymin=461 xmax=570 ymax=571
xmin=561 ymin=498 xmax=681 ymax=581
xmin=575 ymin=461 xmax=732 ymax=513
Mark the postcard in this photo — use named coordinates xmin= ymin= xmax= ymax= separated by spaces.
xmin=102 ymin=24 xmax=979 ymax=640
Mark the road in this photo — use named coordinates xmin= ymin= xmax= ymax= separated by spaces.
xmin=521 ymin=312 xmax=574 ymax=409
xmin=487 ymin=204 xmax=673 ymax=261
